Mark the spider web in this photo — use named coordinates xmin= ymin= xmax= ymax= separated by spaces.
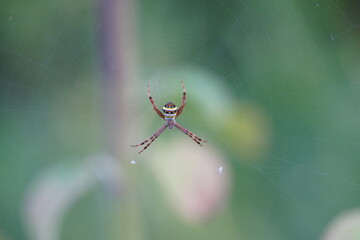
xmin=1 ymin=0 xmax=360 ymax=240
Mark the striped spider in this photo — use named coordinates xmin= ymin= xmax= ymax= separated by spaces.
xmin=132 ymin=82 xmax=207 ymax=154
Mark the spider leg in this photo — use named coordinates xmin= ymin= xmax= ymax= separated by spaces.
xmin=175 ymin=123 xmax=207 ymax=146
xmin=175 ymin=81 xmax=186 ymax=118
xmin=132 ymin=124 xmax=167 ymax=154
xmin=148 ymin=83 xmax=165 ymax=119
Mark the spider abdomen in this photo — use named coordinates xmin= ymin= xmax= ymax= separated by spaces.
xmin=163 ymin=102 xmax=177 ymax=119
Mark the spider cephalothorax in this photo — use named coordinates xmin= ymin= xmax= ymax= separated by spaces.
xmin=132 ymin=82 xmax=207 ymax=154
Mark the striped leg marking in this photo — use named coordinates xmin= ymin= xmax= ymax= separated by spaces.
xmin=175 ymin=123 xmax=207 ymax=146
xmin=148 ymin=83 xmax=164 ymax=119
xmin=176 ymin=81 xmax=187 ymax=117
xmin=132 ymin=124 xmax=167 ymax=154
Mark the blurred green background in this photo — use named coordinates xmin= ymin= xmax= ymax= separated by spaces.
xmin=1 ymin=0 xmax=360 ymax=240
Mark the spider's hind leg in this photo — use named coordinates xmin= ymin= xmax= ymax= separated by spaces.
xmin=131 ymin=138 xmax=152 ymax=147
xmin=131 ymin=124 xmax=167 ymax=154
xmin=174 ymin=123 xmax=207 ymax=146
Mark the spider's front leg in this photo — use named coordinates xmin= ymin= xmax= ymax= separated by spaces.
xmin=148 ymin=83 xmax=165 ymax=119
xmin=175 ymin=81 xmax=186 ymax=118
xmin=131 ymin=124 xmax=167 ymax=154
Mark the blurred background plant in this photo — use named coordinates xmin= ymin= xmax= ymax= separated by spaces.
xmin=1 ymin=0 xmax=360 ymax=240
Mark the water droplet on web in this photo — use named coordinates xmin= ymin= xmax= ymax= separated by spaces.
xmin=218 ymin=166 xmax=223 ymax=174
xmin=130 ymin=160 xmax=136 ymax=165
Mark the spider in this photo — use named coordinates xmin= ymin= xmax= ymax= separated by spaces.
xmin=132 ymin=81 xmax=207 ymax=154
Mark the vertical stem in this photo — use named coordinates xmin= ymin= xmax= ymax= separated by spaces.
xmin=99 ymin=0 xmax=138 ymax=158
xmin=98 ymin=1 xmax=143 ymax=239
